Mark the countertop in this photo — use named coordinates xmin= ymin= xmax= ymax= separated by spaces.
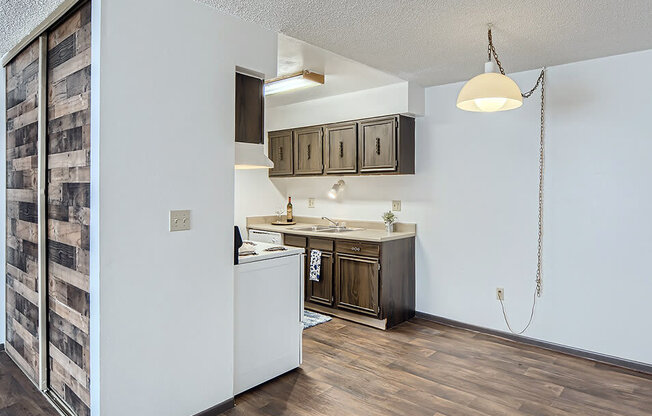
xmin=237 ymin=240 xmax=304 ymax=265
xmin=246 ymin=216 xmax=416 ymax=243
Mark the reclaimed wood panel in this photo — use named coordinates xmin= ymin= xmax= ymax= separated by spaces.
xmin=5 ymin=38 xmax=41 ymax=384
xmin=46 ymin=3 xmax=91 ymax=416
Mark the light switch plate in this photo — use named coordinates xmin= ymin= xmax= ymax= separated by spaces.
xmin=170 ymin=210 xmax=191 ymax=232
xmin=392 ymin=200 xmax=402 ymax=211
xmin=308 ymin=198 xmax=315 ymax=208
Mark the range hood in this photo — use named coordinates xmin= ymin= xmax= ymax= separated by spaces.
xmin=235 ymin=142 xmax=274 ymax=170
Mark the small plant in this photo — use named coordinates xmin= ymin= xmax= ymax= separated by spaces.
xmin=382 ymin=211 xmax=397 ymax=225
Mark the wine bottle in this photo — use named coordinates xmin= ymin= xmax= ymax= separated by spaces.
xmin=286 ymin=197 xmax=293 ymax=223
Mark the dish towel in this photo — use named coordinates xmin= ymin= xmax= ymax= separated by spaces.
xmin=309 ymin=249 xmax=322 ymax=282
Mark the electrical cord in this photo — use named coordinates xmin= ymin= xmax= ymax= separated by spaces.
xmin=488 ymin=26 xmax=547 ymax=334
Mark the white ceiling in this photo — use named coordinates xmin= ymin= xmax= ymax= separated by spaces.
xmin=199 ymin=0 xmax=652 ymax=86
xmin=266 ymin=34 xmax=404 ymax=107
xmin=3 ymin=1 xmax=652 ymax=87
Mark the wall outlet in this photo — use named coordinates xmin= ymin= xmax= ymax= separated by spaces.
xmin=392 ymin=200 xmax=402 ymax=211
xmin=170 ymin=210 xmax=191 ymax=232
xmin=308 ymin=198 xmax=315 ymax=208
xmin=496 ymin=288 xmax=505 ymax=301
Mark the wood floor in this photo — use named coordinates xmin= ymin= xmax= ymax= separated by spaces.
xmin=227 ymin=317 xmax=652 ymax=416
xmin=0 ymin=351 xmax=58 ymax=416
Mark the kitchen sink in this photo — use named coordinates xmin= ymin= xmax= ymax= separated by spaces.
xmin=291 ymin=225 xmax=333 ymax=231
xmin=290 ymin=225 xmax=362 ymax=233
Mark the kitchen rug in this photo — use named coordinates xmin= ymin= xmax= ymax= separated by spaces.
xmin=303 ymin=310 xmax=332 ymax=330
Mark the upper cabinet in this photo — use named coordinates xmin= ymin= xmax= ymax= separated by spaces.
xmin=268 ymin=114 xmax=414 ymax=177
xmin=268 ymin=130 xmax=293 ymax=176
xmin=324 ymin=122 xmax=358 ymax=174
xmin=359 ymin=116 xmax=396 ymax=172
xmin=294 ymin=126 xmax=324 ymax=175
xmin=235 ymin=72 xmax=264 ymax=144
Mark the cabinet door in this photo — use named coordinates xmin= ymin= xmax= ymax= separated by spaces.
xmin=268 ymin=131 xmax=293 ymax=176
xmin=336 ymin=254 xmax=380 ymax=316
xmin=235 ymin=72 xmax=264 ymax=144
xmin=307 ymin=251 xmax=334 ymax=306
xmin=325 ymin=122 xmax=357 ymax=174
xmin=294 ymin=127 xmax=323 ymax=175
xmin=359 ymin=117 xmax=397 ymax=172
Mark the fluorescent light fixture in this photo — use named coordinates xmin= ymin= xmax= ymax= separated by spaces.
xmin=457 ymin=61 xmax=523 ymax=112
xmin=235 ymin=143 xmax=274 ymax=170
xmin=328 ymin=180 xmax=345 ymax=199
xmin=264 ymin=70 xmax=324 ymax=96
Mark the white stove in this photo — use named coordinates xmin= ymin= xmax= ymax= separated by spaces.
xmin=234 ymin=240 xmax=305 ymax=395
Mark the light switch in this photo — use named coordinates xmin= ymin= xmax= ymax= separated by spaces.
xmin=170 ymin=210 xmax=191 ymax=232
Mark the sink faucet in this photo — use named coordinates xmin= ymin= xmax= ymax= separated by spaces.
xmin=322 ymin=216 xmax=340 ymax=227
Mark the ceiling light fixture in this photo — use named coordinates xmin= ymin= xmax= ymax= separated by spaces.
xmin=328 ymin=180 xmax=345 ymax=199
xmin=264 ymin=70 xmax=325 ymax=96
xmin=458 ymin=25 xmax=547 ymax=336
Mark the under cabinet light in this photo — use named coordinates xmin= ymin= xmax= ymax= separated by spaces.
xmin=264 ymin=70 xmax=324 ymax=96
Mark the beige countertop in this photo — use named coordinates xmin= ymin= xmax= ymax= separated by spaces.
xmin=246 ymin=216 xmax=416 ymax=242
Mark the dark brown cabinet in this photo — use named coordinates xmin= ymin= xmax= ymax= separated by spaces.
xmin=359 ymin=116 xmax=397 ymax=172
xmin=308 ymin=251 xmax=335 ymax=306
xmin=268 ymin=130 xmax=293 ymax=176
xmin=281 ymin=231 xmax=415 ymax=330
xmin=267 ymin=114 xmax=414 ymax=177
xmin=324 ymin=122 xmax=357 ymax=174
xmin=336 ymin=254 xmax=379 ymax=316
xmin=294 ymin=126 xmax=323 ymax=175
xmin=235 ymin=72 xmax=264 ymax=144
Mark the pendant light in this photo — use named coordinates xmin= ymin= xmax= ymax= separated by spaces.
xmin=457 ymin=25 xmax=548 ymax=336
xmin=457 ymin=25 xmax=523 ymax=112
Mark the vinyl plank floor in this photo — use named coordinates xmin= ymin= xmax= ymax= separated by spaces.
xmin=0 ymin=352 xmax=58 ymax=416
xmin=228 ymin=317 xmax=652 ymax=416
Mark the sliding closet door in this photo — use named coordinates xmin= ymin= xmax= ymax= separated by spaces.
xmin=5 ymin=40 xmax=42 ymax=384
xmin=46 ymin=2 xmax=91 ymax=415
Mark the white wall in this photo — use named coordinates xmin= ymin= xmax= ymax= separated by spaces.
xmin=238 ymin=49 xmax=652 ymax=365
xmin=0 ymin=61 xmax=5 ymax=345
xmin=92 ymin=1 xmax=277 ymax=415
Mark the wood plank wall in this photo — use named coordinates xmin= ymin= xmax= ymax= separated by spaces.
xmin=46 ymin=3 xmax=91 ymax=416
xmin=5 ymin=39 xmax=42 ymax=384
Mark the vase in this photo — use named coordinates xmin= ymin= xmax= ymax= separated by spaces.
xmin=385 ymin=223 xmax=394 ymax=233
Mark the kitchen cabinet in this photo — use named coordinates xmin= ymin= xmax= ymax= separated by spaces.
xmin=336 ymin=253 xmax=379 ymax=316
xmin=324 ymin=122 xmax=357 ymax=174
xmin=294 ymin=126 xmax=324 ymax=175
xmin=268 ymin=130 xmax=293 ymax=176
xmin=280 ymin=232 xmax=415 ymax=330
xmin=235 ymin=72 xmax=264 ymax=144
xmin=359 ymin=116 xmax=397 ymax=172
xmin=267 ymin=114 xmax=414 ymax=177
xmin=307 ymin=248 xmax=335 ymax=306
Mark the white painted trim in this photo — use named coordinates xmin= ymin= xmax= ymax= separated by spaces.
xmin=1 ymin=0 xmax=81 ymax=67
xmin=36 ymin=35 xmax=48 ymax=392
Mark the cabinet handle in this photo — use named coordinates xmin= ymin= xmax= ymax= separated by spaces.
xmin=351 ymin=247 xmax=361 ymax=252
xmin=307 ymin=144 xmax=311 ymax=160
xmin=339 ymin=141 xmax=344 ymax=158
xmin=279 ymin=146 xmax=283 ymax=161
xmin=375 ymin=138 xmax=381 ymax=155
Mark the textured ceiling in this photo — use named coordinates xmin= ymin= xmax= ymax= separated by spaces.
xmin=199 ymin=0 xmax=652 ymax=86
xmin=3 ymin=1 xmax=652 ymax=87
xmin=0 ymin=0 xmax=65 ymax=57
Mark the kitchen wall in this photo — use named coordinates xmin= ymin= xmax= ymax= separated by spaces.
xmin=91 ymin=0 xmax=277 ymax=415
xmin=237 ymin=49 xmax=652 ymax=365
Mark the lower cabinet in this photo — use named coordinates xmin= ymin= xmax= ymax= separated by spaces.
xmin=335 ymin=254 xmax=379 ymax=316
xmin=307 ymin=250 xmax=334 ymax=306
xmin=284 ymin=233 xmax=415 ymax=329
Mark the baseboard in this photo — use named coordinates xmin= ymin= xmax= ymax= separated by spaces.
xmin=415 ymin=312 xmax=652 ymax=376
xmin=191 ymin=398 xmax=235 ymax=416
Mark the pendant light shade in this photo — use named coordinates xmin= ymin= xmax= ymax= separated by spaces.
xmin=457 ymin=62 xmax=523 ymax=112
